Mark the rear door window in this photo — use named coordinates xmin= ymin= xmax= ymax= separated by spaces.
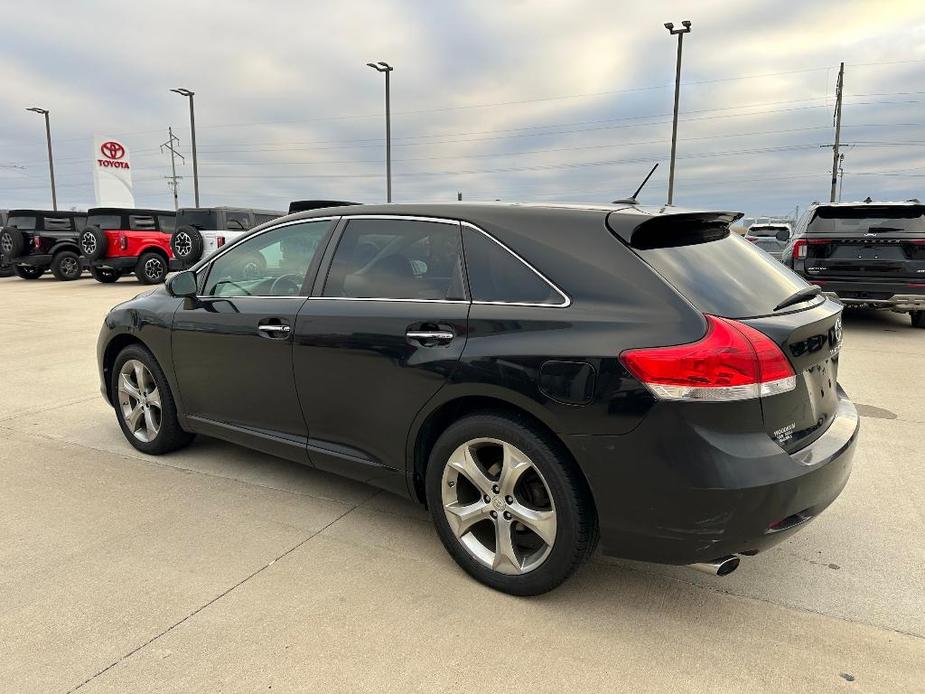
xmin=43 ymin=216 xmax=73 ymax=231
xmin=158 ymin=215 xmax=176 ymax=234
xmin=129 ymin=215 xmax=156 ymax=231
xmin=638 ymin=232 xmax=813 ymax=319
xmin=323 ymin=218 xmax=465 ymax=300
xmin=87 ymin=215 xmax=122 ymax=230
xmin=462 ymin=227 xmax=566 ymax=306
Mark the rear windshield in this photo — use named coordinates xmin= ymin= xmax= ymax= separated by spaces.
xmin=87 ymin=215 xmax=122 ymax=230
xmin=177 ymin=211 xmax=218 ymax=229
xmin=7 ymin=216 xmax=36 ymax=230
xmin=807 ymin=206 xmax=925 ymax=234
xmin=638 ymin=233 xmax=813 ymax=319
xmin=749 ymin=226 xmax=787 ymax=237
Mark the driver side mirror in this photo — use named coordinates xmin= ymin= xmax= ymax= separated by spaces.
xmin=167 ymin=270 xmax=198 ymax=298
xmin=776 ymin=229 xmax=791 ymax=242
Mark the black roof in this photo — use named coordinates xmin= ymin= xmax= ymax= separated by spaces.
xmin=7 ymin=209 xmax=86 ymax=217
xmin=177 ymin=206 xmax=283 ymax=215
xmin=87 ymin=207 xmax=176 ymax=216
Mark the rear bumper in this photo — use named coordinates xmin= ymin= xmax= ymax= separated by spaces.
xmin=797 ymin=277 xmax=925 ymax=311
xmin=567 ymin=388 xmax=859 ymax=565
xmin=82 ymin=256 xmax=139 ymax=272
xmin=6 ymin=254 xmax=52 ymax=267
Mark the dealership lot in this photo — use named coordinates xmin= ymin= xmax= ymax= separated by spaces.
xmin=1 ymin=275 xmax=923 ymax=692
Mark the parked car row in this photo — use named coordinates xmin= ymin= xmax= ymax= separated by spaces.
xmin=0 ymin=201 xmax=355 ymax=284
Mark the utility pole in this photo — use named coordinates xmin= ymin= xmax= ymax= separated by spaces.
xmin=457 ymin=192 xmax=462 ymax=201
xmin=160 ymin=127 xmax=185 ymax=211
xmin=26 ymin=107 xmax=57 ymax=210
xmin=837 ymin=152 xmax=846 ymax=202
xmin=664 ymin=20 xmax=691 ymax=206
xmin=366 ymin=61 xmax=394 ymax=202
xmin=171 ymin=88 xmax=200 ymax=207
xmin=829 ymin=62 xmax=844 ymax=203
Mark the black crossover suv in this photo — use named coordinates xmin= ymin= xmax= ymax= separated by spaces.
xmin=96 ymin=203 xmax=859 ymax=594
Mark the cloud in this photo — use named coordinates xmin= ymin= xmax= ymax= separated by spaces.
xmin=1 ymin=0 xmax=923 ymax=217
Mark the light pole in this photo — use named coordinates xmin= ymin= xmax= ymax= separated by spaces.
xmin=366 ymin=61 xmax=394 ymax=202
xmin=664 ymin=20 xmax=691 ymax=206
xmin=171 ymin=88 xmax=200 ymax=207
xmin=26 ymin=107 xmax=57 ymax=210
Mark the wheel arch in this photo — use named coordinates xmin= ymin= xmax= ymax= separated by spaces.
xmin=50 ymin=241 xmax=81 ymax=256
xmin=139 ymin=245 xmax=170 ymax=261
xmin=101 ymin=333 xmax=149 ymax=404
xmin=408 ymin=393 xmax=593 ymax=514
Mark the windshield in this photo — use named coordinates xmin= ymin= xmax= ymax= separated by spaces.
xmin=807 ymin=206 xmax=925 ymax=234
xmin=7 ymin=216 xmax=36 ymax=230
xmin=87 ymin=215 xmax=122 ymax=230
xmin=639 ymin=233 xmax=814 ymax=318
xmin=177 ymin=210 xmax=218 ymax=229
xmin=749 ymin=226 xmax=787 ymax=237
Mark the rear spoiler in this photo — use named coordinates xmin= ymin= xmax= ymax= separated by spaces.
xmin=607 ymin=210 xmax=743 ymax=250
xmin=288 ymin=200 xmax=360 ymax=214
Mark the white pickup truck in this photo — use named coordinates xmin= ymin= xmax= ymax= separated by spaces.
xmin=170 ymin=207 xmax=283 ymax=268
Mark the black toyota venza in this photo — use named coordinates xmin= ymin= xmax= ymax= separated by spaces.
xmin=96 ymin=203 xmax=858 ymax=595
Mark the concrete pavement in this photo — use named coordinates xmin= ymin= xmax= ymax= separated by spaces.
xmin=1 ymin=274 xmax=923 ymax=692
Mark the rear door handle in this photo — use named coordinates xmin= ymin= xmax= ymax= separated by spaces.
xmin=258 ymin=321 xmax=291 ymax=339
xmin=406 ymin=329 xmax=454 ymax=345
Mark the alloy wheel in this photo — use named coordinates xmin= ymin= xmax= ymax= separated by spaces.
xmin=441 ymin=438 xmax=557 ymax=575
xmin=80 ymin=233 xmax=96 ymax=255
xmin=61 ymin=256 xmax=79 ymax=278
xmin=117 ymin=359 xmax=161 ymax=442
xmin=0 ymin=233 xmax=12 ymax=255
xmin=175 ymin=232 xmax=192 ymax=257
xmin=144 ymin=257 xmax=164 ymax=280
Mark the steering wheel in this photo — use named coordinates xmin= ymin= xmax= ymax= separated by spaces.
xmin=269 ymin=274 xmax=303 ymax=296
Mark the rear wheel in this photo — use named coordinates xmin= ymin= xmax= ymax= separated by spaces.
xmin=13 ymin=265 xmax=44 ymax=280
xmin=425 ymin=413 xmax=594 ymax=595
xmin=912 ymin=311 xmax=925 ymax=329
xmin=51 ymin=250 xmax=82 ymax=281
xmin=112 ymin=344 xmax=194 ymax=454
xmin=0 ymin=261 xmax=13 ymax=278
xmin=136 ymin=252 xmax=167 ymax=284
xmin=90 ymin=267 xmax=122 ymax=283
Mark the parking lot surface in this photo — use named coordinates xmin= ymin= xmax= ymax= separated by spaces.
xmin=1 ymin=274 xmax=923 ymax=693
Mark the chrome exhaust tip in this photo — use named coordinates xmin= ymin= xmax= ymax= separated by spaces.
xmin=689 ymin=555 xmax=740 ymax=576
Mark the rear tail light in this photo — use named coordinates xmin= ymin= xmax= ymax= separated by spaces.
xmin=792 ymin=239 xmax=807 ymax=258
xmin=216 ymin=236 xmax=226 ymax=248
xmin=620 ymin=315 xmax=796 ymax=402
xmin=119 ymin=234 xmax=128 ymax=251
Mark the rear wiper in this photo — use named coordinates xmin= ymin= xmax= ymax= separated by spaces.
xmin=774 ymin=285 xmax=822 ymax=312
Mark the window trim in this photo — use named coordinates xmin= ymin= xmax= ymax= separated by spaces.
xmin=196 ymin=216 xmax=337 ymax=299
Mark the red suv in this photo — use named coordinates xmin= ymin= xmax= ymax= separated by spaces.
xmin=80 ymin=208 xmax=177 ymax=283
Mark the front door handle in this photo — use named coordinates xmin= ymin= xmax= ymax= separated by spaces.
xmin=406 ymin=329 xmax=454 ymax=345
xmin=258 ymin=322 xmax=291 ymax=339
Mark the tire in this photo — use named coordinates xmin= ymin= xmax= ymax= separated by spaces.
xmin=111 ymin=344 xmax=194 ymax=455
xmin=0 ymin=227 xmax=25 ymax=260
xmin=135 ymin=251 xmax=168 ymax=284
xmin=0 ymin=261 xmax=13 ymax=278
xmin=912 ymin=311 xmax=925 ymax=329
xmin=425 ymin=412 xmax=595 ymax=595
xmin=239 ymin=251 xmax=267 ymax=279
xmin=51 ymin=250 xmax=82 ymax=281
xmin=80 ymin=225 xmax=108 ymax=261
xmin=90 ymin=267 xmax=122 ymax=283
xmin=170 ymin=226 xmax=204 ymax=266
xmin=13 ymin=264 xmax=44 ymax=280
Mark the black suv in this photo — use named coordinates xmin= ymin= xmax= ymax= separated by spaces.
xmin=785 ymin=200 xmax=925 ymax=327
xmin=96 ymin=203 xmax=858 ymax=595
xmin=0 ymin=209 xmax=88 ymax=280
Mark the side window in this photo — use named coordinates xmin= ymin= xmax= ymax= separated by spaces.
xmin=42 ymin=216 xmax=73 ymax=231
xmin=203 ymin=220 xmax=329 ymax=297
xmin=225 ymin=211 xmax=253 ymax=231
xmin=462 ymin=227 xmax=565 ymax=305
xmin=129 ymin=215 xmax=156 ymax=231
xmin=159 ymin=215 xmax=176 ymax=234
xmin=323 ymin=219 xmax=464 ymax=300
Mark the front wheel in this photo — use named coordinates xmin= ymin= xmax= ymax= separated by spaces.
xmin=51 ymin=250 xmax=82 ymax=281
xmin=13 ymin=265 xmax=44 ymax=280
xmin=90 ymin=267 xmax=123 ymax=283
xmin=425 ymin=413 xmax=595 ymax=595
xmin=112 ymin=344 xmax=194 ymax=454
xmin=912 ymin=311 xmax=925 ymax=329
xmin=135 ymin=252 xmax=168 ymax=284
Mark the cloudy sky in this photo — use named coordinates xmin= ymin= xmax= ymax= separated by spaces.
xmin=1 ymin=0 xmax=923 ymax=218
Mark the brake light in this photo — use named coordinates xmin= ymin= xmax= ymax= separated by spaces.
xmin=792 ymin=239 xmax=807 ymax=258
xmin=119 ymin=234 xmax=128 ymax=251
xmin=216 ymin=236 xmax=226 ymax=248
xmin=620 ymin=315 xmax=796 ymax=402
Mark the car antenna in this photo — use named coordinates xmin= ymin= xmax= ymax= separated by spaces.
xmin=612 ymin=163 xmax=659 ymax=205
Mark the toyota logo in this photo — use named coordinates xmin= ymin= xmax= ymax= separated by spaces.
xmin=100 ymin=141 xmax=125 ymax=160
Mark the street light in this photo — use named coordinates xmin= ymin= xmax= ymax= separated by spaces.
xmin=366 ymin=61 xmax=394 ymax=203
xmin=26 ymin=107 xmax=57 ymax=210
xmin=664 ymin=20 xmax=692 ymax=206
xmin=171 ymin=88 xmax=200 ymax=207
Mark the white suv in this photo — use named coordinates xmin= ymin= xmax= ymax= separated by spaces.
xmin=170 ymin=207 xmax=282 ymax=268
